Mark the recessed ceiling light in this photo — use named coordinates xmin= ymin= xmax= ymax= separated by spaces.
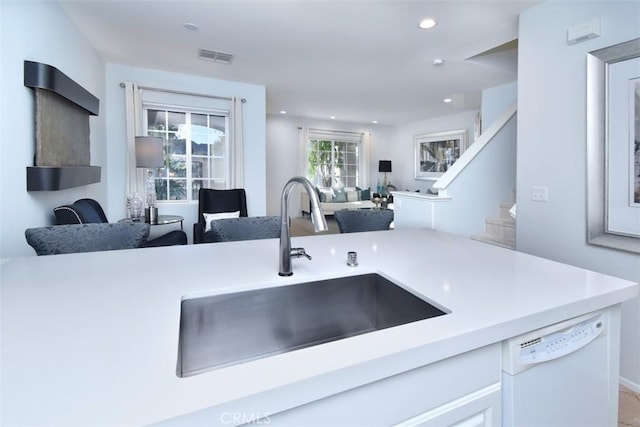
xmin=443 ymin=98 xmax=453 ymax=103
xmin=183 ymin=22 xmax=199 ymax=31
xmin=419 ymin=18 xmax=437 ymax=30
xmin=280 ymin=110 xmax=287 ymax=114
xmin=372 ymin=120 xmax=378 ymax=124
xmin=330 ymin=116 xmax=336 ymax=120
xmin=432 ymin=58 xmax=445 ymax=66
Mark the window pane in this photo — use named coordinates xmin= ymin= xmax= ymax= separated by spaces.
xmin=169 ymin=157 xmax=186 ymax=177
xmin=191 ymin=157 xmax=209 ymax=178
xmin=192 ymin=179 xmax=204 ymax=200
xmin=191 ymin=123 xmax=213 ymax=155
xmin=155 ymin=164 xmax=168 ymax=178
xmin=148 ymin=110 xmax=166 ymax=131
xmin=211 ymin=180 xmax=226 ymax=190
xmin=346 ymin=151 xmax=358 ymax=164
xmin=192 ymin=113 xmax=207 ymax=127
xmin=155 ymin=179 xmax=168 ymax=201
xmin=167 ymin=112 xmax=185 ymax=132
xmin=209 ymin=115 xmax=225 ymax=132
xmin=212 ymin=158 xmax=226 ymax=179
xmin=169 ymin=134 xmax=186 ymax=155
xmin=212 ymin=137 xmax=226 ymax=156
xmin=169 ymin=179 xmax=187 ymax=200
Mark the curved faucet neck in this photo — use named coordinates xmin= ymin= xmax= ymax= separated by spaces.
xmin=278 ymin=176 xmax=327 ymax=276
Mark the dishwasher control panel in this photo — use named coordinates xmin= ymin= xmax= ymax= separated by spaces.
xmin=502 ymin=311 xmax=606 ymax=375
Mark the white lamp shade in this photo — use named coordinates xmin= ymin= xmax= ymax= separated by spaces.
xmin=135 ymin=136 xmax=164 ymax=168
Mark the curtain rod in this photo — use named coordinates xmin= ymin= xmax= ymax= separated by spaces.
xmin=308 ymin=128 xmax=363 ymax=136
xmin=119 ymin=82 xmax=246 ymax=103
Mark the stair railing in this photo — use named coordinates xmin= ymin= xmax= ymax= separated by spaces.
xmin=432 ymin=104 xmax=517 ymax=197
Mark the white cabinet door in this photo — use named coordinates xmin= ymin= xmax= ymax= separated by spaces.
xmin=394 ymin=384 xmax=501 ymax=427
xmin=264 ymin=344 xmax=501 ymax=426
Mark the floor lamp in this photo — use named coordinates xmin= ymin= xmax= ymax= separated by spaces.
xmin=135 ymin=136 xmax=164 ymax=224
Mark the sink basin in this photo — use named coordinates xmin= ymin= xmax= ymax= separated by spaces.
xmin=177 ymin=273 xmax=447 ymax=377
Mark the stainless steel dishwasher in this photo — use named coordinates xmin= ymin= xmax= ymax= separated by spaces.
xmin=502 ymin=307 xmax=619 ymax=427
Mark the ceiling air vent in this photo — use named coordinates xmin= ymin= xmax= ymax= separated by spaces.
xmin=198 ymin=48 xmax=234 ymax=64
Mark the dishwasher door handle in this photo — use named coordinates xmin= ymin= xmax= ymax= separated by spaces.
xmin=519 ymin=316 xmax=605 ymax=365
xmin=502 ymin=311 xmax=606 ymax=375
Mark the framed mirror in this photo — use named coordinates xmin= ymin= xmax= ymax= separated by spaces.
xmin=586 ymin=37 xmax=640 ymax=254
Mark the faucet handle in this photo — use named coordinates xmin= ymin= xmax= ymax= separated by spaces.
xmin=291 ymin=247 xmax=312 ymax=260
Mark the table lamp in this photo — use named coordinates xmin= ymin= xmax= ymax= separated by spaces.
xmin=135 ymin=136 xmax=164 ymax=224
xmin=378 ymin=160 xmax=392 ymax=187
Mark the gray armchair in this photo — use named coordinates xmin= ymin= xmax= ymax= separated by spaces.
xmin=206 ymin=216 xmax=281 ymax=243
xmin=334 ymin=209 xmax=394 ymax=233
xmin=25 ymin=223 xmax=150 ymax=255
xmin=53 ymin=198 xmax=187 ymax=247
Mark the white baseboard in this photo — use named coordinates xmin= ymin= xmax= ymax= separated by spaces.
xmin=620 ymin=376 xmax=640 ymax=393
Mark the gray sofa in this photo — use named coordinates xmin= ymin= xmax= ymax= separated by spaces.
xmin=301 ymin=190 xmax=375 ymax=216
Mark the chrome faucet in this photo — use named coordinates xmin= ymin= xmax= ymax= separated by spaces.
xmin=279 ymin=176 xmax=328 ymax=276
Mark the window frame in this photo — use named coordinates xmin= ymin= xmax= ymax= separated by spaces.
xmin=142 ymin=102 xmax=230 ymax=203
xmin=306 ymin=130 xmax=364 ymax=189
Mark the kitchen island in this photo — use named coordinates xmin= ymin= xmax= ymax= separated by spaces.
xmin=1 ymin=228 xmax=637 ymax=425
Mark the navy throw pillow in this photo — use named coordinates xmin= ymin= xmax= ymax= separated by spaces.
xmin=361 ymin=188 xmax=371 ymax=200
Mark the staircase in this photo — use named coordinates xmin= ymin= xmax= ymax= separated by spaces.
xmin=471 ymin=202 xmax=516 ymax=250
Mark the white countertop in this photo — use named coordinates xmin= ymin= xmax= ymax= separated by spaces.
xmin=1 ymin=228 xmax=637 ymax=425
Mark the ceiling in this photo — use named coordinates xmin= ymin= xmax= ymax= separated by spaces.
xmin=58 ymin=0 xmax=539 ymax=126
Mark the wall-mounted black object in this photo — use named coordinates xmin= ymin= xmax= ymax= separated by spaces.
xmin=24 ymin=61 xmax=99 ymax=115
xmin=24 ymin=60 xmax=101 ymax=191
xmin=27 ymin=167 xmax=102 ymax=192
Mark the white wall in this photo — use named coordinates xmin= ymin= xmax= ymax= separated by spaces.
xmin=0 ymin=1 xmax=106 ymax=258
xmin=481 ymin=81 xmax=517 ymax=128
xmin=394 ymin=82 xmax=517 ymax=238
xmin=518 ymin=0 xmax=640 ymax=390
xmin=388 ymin=111 xmax=477 ymax=193
xmin=265 ymin=114 xmax=394 ymax=216
xmin=433 ymin=116 xmax=517 ymax=237
xmin=105 ymin=64 xmax=266 ymax=243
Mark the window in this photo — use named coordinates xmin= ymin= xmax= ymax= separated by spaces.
xmin=145 ymin=106 xmax=228 ymax=202
xmin=306 ymin=132 xmax=362 ymax=188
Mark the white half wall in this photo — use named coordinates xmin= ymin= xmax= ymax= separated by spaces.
xmin=518 ymin=0 xmax=640 ymax=389
xmin=0 ymin=1 xmax=106 ymax=258
xmin=105 ymin=64 xmax=266 ymax=243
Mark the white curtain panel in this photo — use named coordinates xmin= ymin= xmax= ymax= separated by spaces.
xmin=230 ymin=96 xmax=244 ymax=188
xmin=362 ymin=132 xmax=371 ymax=188
xmin=297 ymin=126 xmax=309 ymax=177
xmin=124 ymin=82 xmax=146 ymax=197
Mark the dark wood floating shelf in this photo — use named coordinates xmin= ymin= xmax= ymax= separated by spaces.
xmin=27 ymin=166 xmax=101 ymax=191
xmin=24 ymin=61 xmax=99 ymax=115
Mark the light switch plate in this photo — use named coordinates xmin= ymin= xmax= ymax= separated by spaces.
xmin=532 ymin=186 xmax=549 ymax=202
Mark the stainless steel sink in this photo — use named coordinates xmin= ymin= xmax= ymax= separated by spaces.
xmin=177 ymin=273 xmax=448 ymax=377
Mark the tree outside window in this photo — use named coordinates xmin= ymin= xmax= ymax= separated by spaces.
xmin=307 ymin=138 xmax=359 ymax=188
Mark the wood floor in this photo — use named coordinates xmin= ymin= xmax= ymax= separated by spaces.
xmin=620 ymin=385 xmax=640 ymax=427
xmin=290 ymin=217 xmax=339 ymax=236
